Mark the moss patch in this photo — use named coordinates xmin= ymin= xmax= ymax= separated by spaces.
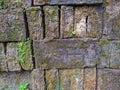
xmin=100 ymin=39 xmax=110 ymax=46
xmin=17 ymin=38 xmax=33 ymax=70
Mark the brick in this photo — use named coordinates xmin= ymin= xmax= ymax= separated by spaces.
xmin=0 ymin=43 xmax=7 ymax=71
xmin=0 ymin=0 xmax=32 ymax=41
xmin=60 ymin=69 xmax=83 ymax=90
xmin=84 ymin=43 xmax=99 ymax=67
xmin=44 ymin=6 xmax=59 ymax=40
xmin=74 ymin=6 xmax=102 ymax=38
xmin=33 ymin=39 xmax=90 ymax=69
xmin=6 ymin=43 xmax=21 ymax=71
xmin=97 ymin=69 xmax=120 ymax=90
xmin=84 ymin=68 xmax=96 ymax=90
xmin=60 ymin=6 xmax=74 ymax=38
xmin=98 ymin=39 xmax=110 ymax=68
xmin=103 ymin=0 xmax=120 ymax=39
xmin=34 ymin=0 xmax=103 ymax=5
xmin=46 ymin=69 xmax=59 ymax=90
xmin=26 ymin=7 xmax=43 ymax=40
xmin=0 ymin=72 xmax=32 ymax=90
xmin=74 ymin=7 xmax=87 ymax=38
xmin=32 ymin=69 xmax=45 ymax=90
xmin=110 ymin=42 xmax=120 ymax=68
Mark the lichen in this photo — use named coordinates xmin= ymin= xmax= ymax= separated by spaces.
xmin=100 ymin=39 xmax=110 ymax=46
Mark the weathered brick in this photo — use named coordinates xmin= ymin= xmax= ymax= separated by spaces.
xmin=34 ymin=0 xmax=103 ymax=5
xmin=0 ymin=0 xmax=32 ymax=41
xmin=98 ymin=39 xmax=110 ymax=68
xmin=103 ymin=0 xmax=120 ymax=39
xmin=33 ymin=39 xmax=90 ymax=69
xmin=74 ymin=6 xmax=102 ymax=38
xmin=84 ymin=68 xmax=96 ymax=90
xmin=0 ymin=72 xmax=32 ymax=90
xmin=0 ymin=43 xmax=7 ymax=71
xmin=110 ymin=42 xmax=120 ymax=68
xmin=97 ymin=69 xmax=120 ymax=90
xmin=6 ymin=43 xmax=21 ymax=71
xmin=74 ymin=7 xmax=87 ymax=38
xmin=44 ymin=6 xmax=59 ymax=40
xmin=26 ymin=7 xmax=43 ymax=40
xmin=60 ymin=6 xmax=74 ymax=38
xmin=46 ymin=69 xmax=59 ymax=90
xmin=32 ymin=69 xmax=45 ymax=90
xmin=60 ymin=69 xmax=83 ymax=90
xmin=84 ymin=43 xmax=99 ymax=67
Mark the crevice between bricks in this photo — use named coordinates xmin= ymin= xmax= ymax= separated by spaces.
xmin=86 ymin=16 xmax=88 ymax=37
xmin=3 ymin=42 xmax=7 ymax=55
xmin=58 ymin=69 xmax=60 ymax=90
xmin=83 ymin=67 xmax=85 ymax=90
xmin=44 ymin=69 xmax=47 ymax=90
xmin=58 ymin=5 xmax=61 ymax=39
xmin=31 ymin=40 xmax=36 ymax=69
xmin=31 ymin=0 xmax=34 ymax=6
xmin=96 ymin=65 xmax=98 ymax=90
xmin=23 ymin=8 xmax=30 ymax=39
xmin=41 ymin=6 xmax=46 ymax=39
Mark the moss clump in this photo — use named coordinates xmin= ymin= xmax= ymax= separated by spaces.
xmin=0 ymin=0 xmax=8 ymax=10
xmin=17 ymin=38 xmax=33 ymax=70
xmin=100 ymin=39 xmax=110 ymax=46
xmin=20 ymin=83 xmax=30 ymax=90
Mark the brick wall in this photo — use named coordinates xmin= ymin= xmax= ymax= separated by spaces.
xmin=0 ymin=0 xmax=120 ymax=90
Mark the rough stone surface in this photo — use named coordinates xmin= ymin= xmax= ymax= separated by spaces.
xmin=84 ymin=42 xmax=99 ymax=67
xmin=0 ymin=72 xmax=32 ymax=90
xmin=0 ymin=0 xmax=31 ymax=41
xmin=97 ymin=39 xmax=110 ymax=68
xmin=44 ymin=6 xmax=59 ymax=40
xmin=26 ymin=7 xmax=43 ymax=40
xmin=32 ymin=69 xmax=45 ymax=90
xmin=110 ymin=42 xmax=120 ymax=68
xmin=84 ymin=68 xmax=96 ymax=90
xmin=103 ymin=0 xmax=120 ymax=39
xmin=6 ymin=43 xmax=21 ymax=71
xmin=34 ymin=0 xmax=103 ymax=5
xmin=33 ymin=39 xmax=91 ymax=69
xmin=0 ymin=43 xmax=7 ymax=71
xmin=97 ymin=69 xmax=120 ymax=90
xmin=60 ymin=69 xmax=83 ymax=90
xmin=74 ymin=6 xmax=102 ymax=38
xmin=46 ymin=69 xmax=59 ymax=90
xmin=60 ymin=6 xmax=74 ymax=38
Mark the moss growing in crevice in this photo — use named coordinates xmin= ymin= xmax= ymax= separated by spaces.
xmin=17 ymin=38 xmax=33 ymax=70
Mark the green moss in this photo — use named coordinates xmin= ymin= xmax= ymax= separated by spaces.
xmin=0 ymin=0 xmax=8 ymax=10
xmin=117 ymin=43 xmax=120 ymax=49
xmin=100 ymin=39 xmax=110 ymax=46
xmin=20 ymin=83 xmax=30 ymax=90
xmin=17 ymin=38 xmax=33 ymax=70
